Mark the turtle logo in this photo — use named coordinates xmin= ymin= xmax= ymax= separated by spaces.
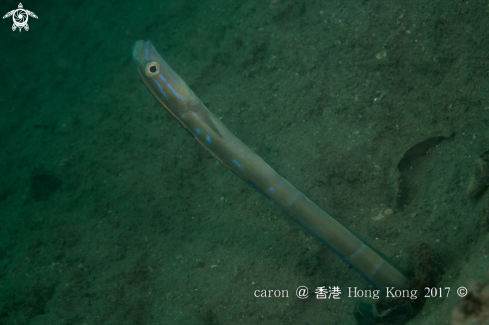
xmin=3 ymin=3 xmax=37 ymax=32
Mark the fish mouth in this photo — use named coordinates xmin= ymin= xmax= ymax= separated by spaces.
xmin=132 ymin=40 xmax=148 ymax=67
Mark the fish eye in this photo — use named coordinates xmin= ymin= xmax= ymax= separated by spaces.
xmin=145 ymin=61 xmax=160 ymax=77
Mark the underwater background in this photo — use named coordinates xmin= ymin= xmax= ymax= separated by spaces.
xmin=1 ymin=0 xmax=489 ymax=324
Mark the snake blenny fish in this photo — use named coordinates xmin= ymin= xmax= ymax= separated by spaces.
xmin=132 ymin=40 xmax=410 ymax=295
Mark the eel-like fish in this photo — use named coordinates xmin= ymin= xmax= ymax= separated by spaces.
xmin=132 ymin=40 xmax=410 ymax=294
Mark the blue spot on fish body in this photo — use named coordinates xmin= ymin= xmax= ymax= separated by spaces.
xmin=180 ymin=114 xmax=185 ymax=119
xmin=206 ymin=135 xmax=211 ymax=143
xmin=268 ymin=187 xmax=276 ymax=192
xmin=350 ymin=244 xmax=366 ymax=258
xmin=195 ymin=128 xmax=201 ymax=134
xmin=158 ymin=74 xmax=185 ymax=102
xmin=232 ymin=159 xmax=244 ymax=170
xmin=152 ymin=79 xmax=168 ymax=99
xmin=288 ymin=192 xmax=299 ymax=206
xmin=372 ymin=260 xmax=384 ymax=276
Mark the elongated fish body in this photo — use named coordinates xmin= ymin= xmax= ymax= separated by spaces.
xmin=132 ymin=40 xmax=410 ymax=295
